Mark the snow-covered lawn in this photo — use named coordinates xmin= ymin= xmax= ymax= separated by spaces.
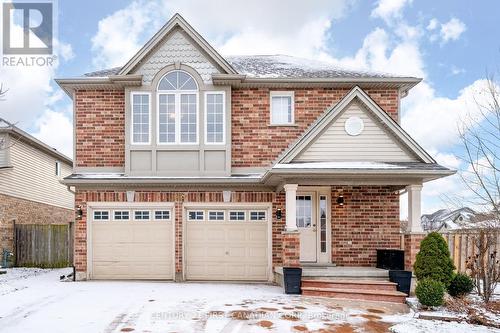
xmin=0 ymin=268 xmax=498 ymax=333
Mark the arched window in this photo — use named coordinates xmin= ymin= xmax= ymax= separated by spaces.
xmin=157 ymin=70 xmax=198 ymax=143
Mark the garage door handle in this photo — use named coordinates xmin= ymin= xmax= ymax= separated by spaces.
xmin=225 ymin=251 xmax=229 ymax=255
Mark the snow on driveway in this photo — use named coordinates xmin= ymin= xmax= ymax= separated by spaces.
xmin=0 ymin=268 xmax=497 ymax=333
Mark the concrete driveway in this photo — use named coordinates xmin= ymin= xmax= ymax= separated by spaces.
xmin=0 ymin=268 xmax=413 ymax=333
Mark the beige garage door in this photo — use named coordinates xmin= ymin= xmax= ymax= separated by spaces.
xmin=186 ymin=207 xmax=269 ymax=281
xmin=91 ymin=206 xmax=174 ymax=280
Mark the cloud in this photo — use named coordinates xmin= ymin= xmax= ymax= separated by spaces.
xmin=30 ymin=108 xmax=73 ymax=157
xmin=90 ymin=0 xmax=355 ymax=67
xmin=371 ymin=0 xmax=413 ymax=23
xmin=402 ymin=79 xmax=492 ymax=151
xmin=0 ymin=19 xmax=75 ymax=156
xmin=440 ymin=18 xmax=467 ymax=43
xmin=427 ymin=17 xmax=466 ymax=44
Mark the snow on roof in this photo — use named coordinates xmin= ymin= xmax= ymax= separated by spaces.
xmin=225 ymin=55 xmax=406 ymax=79
xmin=273 ymin=162 xmax=408 ymax=169
xmin=83 ymin=55 xmax=413 ymax=80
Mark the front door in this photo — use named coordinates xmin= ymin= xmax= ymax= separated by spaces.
xmin=297 ymin=194 xmax=317 ymax=262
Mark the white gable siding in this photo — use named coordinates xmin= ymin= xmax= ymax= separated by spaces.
xmin=294 ymin=101 xmax=418 ymax=162
xmin=0 ymin=133 xmax=10 ymax=167
xmin=133 ymin=29 xmax=220 ymax=85
xmin=0 ymin=136 xmax=73 ymax=209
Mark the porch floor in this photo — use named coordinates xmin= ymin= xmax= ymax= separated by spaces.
xmin=274 ymin=266 xmax=389 ymax=286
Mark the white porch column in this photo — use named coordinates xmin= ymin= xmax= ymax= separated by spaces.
xmin=284 ymin=184 xmax=298 ymax=231
xmin=407 ymin=184 xmax=423 ymax=233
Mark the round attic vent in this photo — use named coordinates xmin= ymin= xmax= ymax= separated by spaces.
xmin=344 ymin=116 xmax=364 ymax=136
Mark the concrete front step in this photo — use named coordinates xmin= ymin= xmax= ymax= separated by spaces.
xmin=301 ymin=286 xmax=407 ymax=303
xmin=302 ymin=279 xmax=398 ymax=291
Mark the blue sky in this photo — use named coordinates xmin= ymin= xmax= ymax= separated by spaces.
xmin=0 ymin=0 xmax=499 ymax=217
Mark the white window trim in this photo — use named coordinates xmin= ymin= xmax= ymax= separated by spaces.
xmin=207 ymin=210 xmax=225 ymax=221
xmin=156 ymin=91 xmax=199 ymax=145
xmin=250 ymin=210 xmax=267 ymax=221
xmin=229 ymin=210 xmax=246 ymax=221
xmin=55 ymin=161 xmax=61 ymax=177
xmin=187 ymin=210 xmax=205 ymax=221
xmin=153 ymin=210 xmax=172 ymax=221
xmin=204 ymin=91 xmax=226 ymax=145
xmin=270 ymin=91 xmax=295 ymax=126
xmin=113 ymin=210 xmax=130 ymax=221
xmin=133 ymin=210 xmax=151 ymax=221
xmin=93 ymin=210 xmax=110 ymax=221
xmin=130 ymin=91 xmax=152 ymax=145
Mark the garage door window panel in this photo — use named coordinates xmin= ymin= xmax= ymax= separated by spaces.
xmin=134 ymin=210 xmax=150 ymax=220
xmin=250 ymin=211 xmax=266 ymax=221
xmin=154 ymin=210 xmax=171 ymax=220
xmin=208 ymin=211 xmax=225 ymax=221
xmin=188 ymin=211 xmax=204 ymax=221
xmin=94 ymin=211 xmax=109 ymax=221
xmin=229 ymin=211 xmax=246 ymax=221
xmin=114 ymin=211 xmax=130 ymax=221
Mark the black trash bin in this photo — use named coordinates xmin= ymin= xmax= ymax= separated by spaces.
xmin=283 ymin=267 xmax=302 ymax=294
xmin=389 ymin=270 xmax=412 ymax=296
xmin=376 ymin=249 xmax=405 ymax=270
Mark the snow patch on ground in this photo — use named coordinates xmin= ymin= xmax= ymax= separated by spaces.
xmin=390 ymin=318 xmax=500 ymax=333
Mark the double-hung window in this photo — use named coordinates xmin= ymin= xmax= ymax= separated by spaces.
xmin=131 ymin=92 xmax=151 ymax=144
xmin=270 ymin=91 xmax=294 ymax=125
xmin=205 ymin=91 xmax=225 ymax=144
xmin=157 ymin=70 xmax=198 ymax=144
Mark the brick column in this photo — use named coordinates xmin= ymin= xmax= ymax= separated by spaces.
xmin=403 ymin=233 xmax=426 ymax=271
xmin=282 ymin=231 xmax=300 ymax=267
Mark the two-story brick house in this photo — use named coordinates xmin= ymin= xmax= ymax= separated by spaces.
xmin=57 ymin=14 xmax=454 ymax=282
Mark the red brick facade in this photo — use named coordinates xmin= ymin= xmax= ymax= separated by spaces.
xmin=231 ymin=88 xmax=399 ymax=167
xmin=404 ymin=233 xmax=426 ymax=271
xmin=331 ymin=186 xmax=402 ymax=266
xmin=74 ymin=90 xmax=125 ymax=167
xmin=0 ymin=193 xmax=73 ymax=252
xmin=73 ymin=186 xmax=402 ymax=277
xmin=74 ymin=190 xmax=286 ymax=275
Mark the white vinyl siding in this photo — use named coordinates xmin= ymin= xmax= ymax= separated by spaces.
xmin=131 ymin=92 xmax=151 ymax=144
xmin=270 ymin=91 xmax=294 ymax=125
xmin=295 ymin=101 xmax=419 ymax=162
xmin=205 ymin=92 xmax=225 ymax=144
xmin=0 ymin=136 xmax=73 ymax=209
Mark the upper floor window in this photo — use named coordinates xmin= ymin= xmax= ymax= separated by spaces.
xmin=157 ymin=70 xmax=198 ymax=144
xmin=131 ymin=92 xmax=151 ymax=144
xmin=270 ymin=91 xmax=294 ymax=125
xmin=205 ymin=92 xmax=225 ymax=144
xmin=55 ymin=161 xmax=61 ymax=176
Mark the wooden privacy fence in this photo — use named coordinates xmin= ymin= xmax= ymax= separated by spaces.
xmin=15 ymin=223 xmax=73 ymax=268
xmin=441 ymin=231 xmax=500 ymax=273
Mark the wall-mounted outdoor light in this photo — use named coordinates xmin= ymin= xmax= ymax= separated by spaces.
xmin=336 ymin=194 xmax=344 ymax=206
xmin=76 ymin=205 xmax=83 ymax=219
xmin=276 ymin=208 xmax=282 ymax=220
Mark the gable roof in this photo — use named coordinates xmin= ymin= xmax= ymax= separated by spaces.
xmin=118 ymin=13 xmax=237 ymax=76
xmin=0 ymin=118 xmax=72 ymax=165
xmin=277 ymin=86 xmax=436 ymax=164
xmin=86 ymin=54 xmax=419 ymax=80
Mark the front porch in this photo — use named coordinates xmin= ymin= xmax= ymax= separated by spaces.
xmin=277 ymin=183 xmax=425 ymax=270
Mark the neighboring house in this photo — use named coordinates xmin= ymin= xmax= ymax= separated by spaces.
xmin=56 ymin=14 xmax=455 ymax=282
xmin=421 ymin=207 xmax=476 ymax=231
xmin=0 ymin=118 xmax=74 ymax=253
xmin=422 ymin=208 xmax=499 ymax=231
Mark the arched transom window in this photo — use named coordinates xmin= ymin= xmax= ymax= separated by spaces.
xmin=157 ymin=70 xmax=198 ymax=143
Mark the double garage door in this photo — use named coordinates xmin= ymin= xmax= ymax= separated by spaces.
xmin=90 ymin=204 xmax=269 ymax=281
